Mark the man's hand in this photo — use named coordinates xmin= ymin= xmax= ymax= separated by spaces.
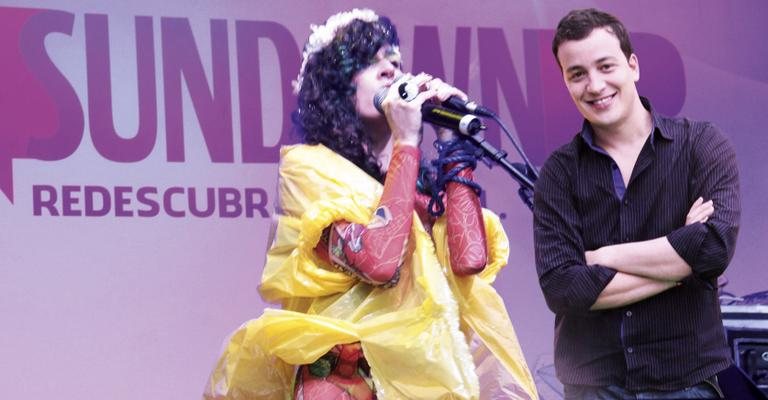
xmin=686 ymin=196 xmax=714 ymax=225
xmin=586 ymin=197 xmax=715 ymax=266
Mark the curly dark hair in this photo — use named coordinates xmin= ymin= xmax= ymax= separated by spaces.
xmin=292 ymin=16 xmax=399 ymax=182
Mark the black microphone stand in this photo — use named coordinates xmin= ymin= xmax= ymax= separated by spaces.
xmin=461 ymin=121 xmax=537 ymax=211
xmin=379 ymin=82 xmax=540 ymax=210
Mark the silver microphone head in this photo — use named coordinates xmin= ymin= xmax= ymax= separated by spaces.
xmin=373 ymin=75 xmax=412 ymax=114
xmin=373 ymin=87 xmax=388 ymax=114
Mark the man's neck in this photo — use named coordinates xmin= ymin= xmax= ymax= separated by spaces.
xmin=594 ymin=99 xmax=653 ymax=151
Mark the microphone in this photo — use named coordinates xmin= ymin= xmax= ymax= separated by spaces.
xmin=373 ymin=83 xmax=486 ymax=136
xmin=442 ymin=96 xmax=496 ymax=118
xmin=389 ymin=79 xmax=496 ymax=117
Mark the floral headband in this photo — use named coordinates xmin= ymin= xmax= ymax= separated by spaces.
xmin=293 ymin=8 xmax=382 ymax=94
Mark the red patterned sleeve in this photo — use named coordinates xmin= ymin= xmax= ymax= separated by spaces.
xmin=314 ymin=144 xmax=419 ymax=287
xmin=445 ymin=166 xmax=487 ymax=275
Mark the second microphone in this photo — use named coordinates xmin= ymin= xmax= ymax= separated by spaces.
xmin=373 ymin=81 xmax=486 ymax=136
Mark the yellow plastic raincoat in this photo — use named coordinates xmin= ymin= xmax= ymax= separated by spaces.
xmin=204 ymin=144 xmax=538 ymax=400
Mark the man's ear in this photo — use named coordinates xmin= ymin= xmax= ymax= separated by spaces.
xmin=629 ymin=53 xmax=640 ymax=82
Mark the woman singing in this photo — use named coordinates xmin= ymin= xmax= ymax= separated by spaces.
xmin=205 ymin=9 xmax=537 ymax=400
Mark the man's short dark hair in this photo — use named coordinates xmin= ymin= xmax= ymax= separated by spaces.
xmin=552 ymin=8 xmax=633 ymax=68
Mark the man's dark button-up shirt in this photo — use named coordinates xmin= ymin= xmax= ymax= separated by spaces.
xmin=533 ymin=98 xmax=740 ymax=391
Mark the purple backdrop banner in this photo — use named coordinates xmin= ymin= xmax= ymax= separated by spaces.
xmin=1 ymin=1 xmax=766 ymax=399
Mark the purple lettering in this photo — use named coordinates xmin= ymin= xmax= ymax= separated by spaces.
xmin=452 ymin=28 xmax=471 ymax=93
xmin=30 ymin=185 xmax=273 ymax=218
xmin=86 ymin=14 xmax=157 ymax=162
xmin=412 ymin=26 xmax=446 ymax=79
xmin=84 ymin=185 xmax=111 ymax=216
xmin=517 ymin=28 xmax=577 ymax=164
xmin=163 ymin=186 xmax=185 ymax=217
xmin=411 ymin=26 xmax=471 ymax=92
xmin=161 ymin=18 xmax=233 ymax=163
xmin=218 ymin=187 xmax=241 ymax=218
xmin=244 ymin=188 xmax=268 ymax=218
xmin=236 ymin=20 xmax=300 ymax=163
xmin=32 ymin=184 xmax=58 ymax=216
xmin=22 ymin=10 xmax=84 ymax=162
xmin=188 ymin=187 xmax=215 ymax=217
xmin=61 ymin=185 xmax=81 ymax=216
xmin=631 ymin=33 xmax=685 ymax=116
xmin=114 ymin=186 xmax=133 ymax=216
xmin=477 ymin=27 xmax=537 ymax=150
xmin=136 ymin=186 xmax=159 ymax=217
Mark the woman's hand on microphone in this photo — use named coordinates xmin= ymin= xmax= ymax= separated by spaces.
xmin=378 ymin=73 xmax=432 ymax=147
xmin=423 ymin=77 xmax=469 ymax=142
xmin=380 ymin=73 xmax=469 ymax=146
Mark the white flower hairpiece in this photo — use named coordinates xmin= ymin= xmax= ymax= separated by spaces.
xmin=292 ymin=8 xmax=380 ymax=94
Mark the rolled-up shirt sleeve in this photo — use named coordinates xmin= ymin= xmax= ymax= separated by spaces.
xmin=667 ymin=123 xmax=740 ymax=279
xmin=533 ymin=153 xmax=616 ymax=315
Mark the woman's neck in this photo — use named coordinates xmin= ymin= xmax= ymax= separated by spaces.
xmin=372 ymin=135 xmax=393 ymax=173
xmin=363 ymin=118 xmax=393 ymax=173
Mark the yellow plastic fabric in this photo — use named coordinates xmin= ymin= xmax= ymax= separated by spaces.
xmin=204 ymin=144 xmax=538 ymax=400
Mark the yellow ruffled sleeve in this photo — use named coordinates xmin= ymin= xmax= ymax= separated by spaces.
xmin=259 ymin=145 xmax=384 ymax=303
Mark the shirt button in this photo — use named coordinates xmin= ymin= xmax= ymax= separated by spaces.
xmin=626 ymin=311 xmax=633 ymax=317
xmin=627 ymin=347 xmax=634 ymax=354
xmin=624 ymin=236 xmax=629 ymax=242
xmin=623 ymin=199 xmax=629 ymax=206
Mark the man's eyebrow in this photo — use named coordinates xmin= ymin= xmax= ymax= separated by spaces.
xmin=565 ymin=65 xmax=585 ymax=74
xmin=565 ymin=56 xmax=618 ymax=73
